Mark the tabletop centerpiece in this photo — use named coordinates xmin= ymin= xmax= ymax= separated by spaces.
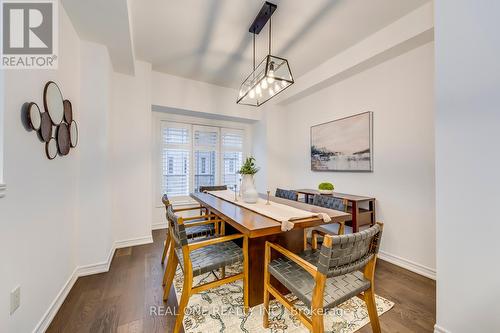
xmin=318 ymin=182 xmax=334 ymax=195
xmin=238 ymin=156 xmax=260 ymax=203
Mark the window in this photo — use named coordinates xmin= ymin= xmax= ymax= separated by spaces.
xmin=160 ymin=122 xmax=246 ymax=199
xmin=162 ymin=123 xmax=191 ymax=197
xmin=221 ymin=128 xmax=244 ymax=191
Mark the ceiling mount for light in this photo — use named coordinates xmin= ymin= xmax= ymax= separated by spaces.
xmin=237 ymin=2 xmax=294 ymax=107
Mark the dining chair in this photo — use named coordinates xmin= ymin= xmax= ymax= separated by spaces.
xmin=160 ymin=194 xmax=215 ymax=265
xmin=309 ymin=194 xmax=350 ymax=249
xmin=163 ymin=204 xmax=249 ymax=333
xmin=263 ymin=223 xmax=384 ymax=333
xmin=275 ymin=188 xmax=299 ymax=201
xmin=161 ymin=194 xmax=227 ymax=288
xmin=199 ymin=185 xmax=228 ymax=192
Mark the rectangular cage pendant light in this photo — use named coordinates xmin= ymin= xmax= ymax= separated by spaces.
xmin=236 ymin=2 xmax=294 ymax=107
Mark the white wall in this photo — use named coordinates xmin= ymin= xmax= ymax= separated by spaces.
xmin=0 ymin=8 xmax=81 ymax=333
xmin=110 ymin=61 xmax=153 ymax=243
xmin=435 ymin=1 xmax=500 ymax=332
xmin=259 ymin=42 xmax=436 ymax=276
xmin=76 ymin=41 xmax=114 ymax=267
xmin=152 ymin=71 xmax=260 ymax=122
xmin=0 ymin=9 xmax=155 ymax=333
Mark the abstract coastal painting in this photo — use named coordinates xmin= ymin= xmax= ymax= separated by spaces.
xmin=311 ymin=112 xmax=373 ymax=172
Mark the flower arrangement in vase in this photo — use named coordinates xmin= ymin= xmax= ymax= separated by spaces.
xmin=238 ymin=156 xmax=260 ymax=203
xmin=318 ymin=182 xmax=334 ymax=195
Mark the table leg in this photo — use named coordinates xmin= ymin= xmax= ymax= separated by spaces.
xmin=352 ymin=201 xmax=359 ymax=232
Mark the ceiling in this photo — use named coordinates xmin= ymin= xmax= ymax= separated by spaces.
xmin=131 ymin=0 xmax=430 ymax=89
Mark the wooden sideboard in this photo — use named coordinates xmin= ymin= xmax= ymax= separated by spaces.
xmin=295 ymin=189 xmax=375 ymax=232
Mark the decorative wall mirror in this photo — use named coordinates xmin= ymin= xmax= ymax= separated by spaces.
xmin=70 ymin=120 xmax=78 ymax=148
xmin=46 ymin=138 xmax=58 ymax=160
xmin=57 ymin=123 xmax=71 ymax=156
xmin=44 ymin=81 xmax=64 ymax=125
xmin=25 ymin=81 xmax=78 ymax=160
xmin=27 ymin=102 xmax=42 ymax=131
xmin=40 ymin=112 xmax=53 ymax=142
xmin=63 ymin=100 xmax=73 ymax=123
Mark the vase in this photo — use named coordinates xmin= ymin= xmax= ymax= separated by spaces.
xmin=241 ymin=174 xmax=258 ymax=203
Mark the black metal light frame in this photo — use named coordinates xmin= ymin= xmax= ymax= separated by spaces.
xmin=236 ymin=2 xmax=294 ymax=107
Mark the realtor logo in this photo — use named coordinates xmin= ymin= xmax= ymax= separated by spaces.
xmin=1 ymin=0 xmax=58 ymax=69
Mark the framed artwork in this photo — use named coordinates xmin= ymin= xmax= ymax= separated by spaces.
xmin=311 ymin=111 xmax=373 ymax=172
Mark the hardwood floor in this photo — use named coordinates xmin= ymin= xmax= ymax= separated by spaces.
xmin=47 ymin=229 xmax=436 ymax=333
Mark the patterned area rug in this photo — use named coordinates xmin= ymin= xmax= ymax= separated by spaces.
xmin=172 ymin=264 xmax=394 ymax=333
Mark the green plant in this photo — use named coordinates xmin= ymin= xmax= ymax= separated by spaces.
xmin=238 ymin=156 xmax=260 ymax=175
xmin=318 ymin=182 xmax=334 ymax=191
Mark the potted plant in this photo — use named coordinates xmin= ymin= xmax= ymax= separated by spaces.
xmin=238 ymin=156 xmax=260 ymax=203
xmin=318 ymin=182 xmax=334 ymax=195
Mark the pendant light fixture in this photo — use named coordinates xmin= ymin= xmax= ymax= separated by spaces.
xmin=237 ymin=2 xmax=294 ymax=107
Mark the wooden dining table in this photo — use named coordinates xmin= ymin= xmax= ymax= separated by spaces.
xmin=190 ymin=191 xmax=351 ymax=307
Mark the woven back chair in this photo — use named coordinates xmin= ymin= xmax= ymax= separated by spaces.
xmin=160 ymin=193 xmax=218 ymax=286
xmin=318 ymin=224 xmax=382 ymax=277
xmin=263 ymin=223 xmax=384 ymax=333
xmin=309 ymin=194 xmax=350 ymax=247
xmin=199 ymin=185 xmax=228 ymax=192
xmin=275 ymin=188 xmax=299 ymax=201
xmin=163 ymin=206 xmax=249 ymax=333
xmin=312 ymin=194 xmax=347 ymax=212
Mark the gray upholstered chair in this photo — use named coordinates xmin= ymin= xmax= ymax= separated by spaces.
xmin=199 ymin=185 xmax=228 ymax=192
xmin=163 ymin=204 xmax=249 ymax=333
xmin=309 ymin=194 xmax=351 ymax=249
xmin=263 ymin=223 xmax=384 ymax=333
xmin=275 ymin=188 xmax=299 ymax=201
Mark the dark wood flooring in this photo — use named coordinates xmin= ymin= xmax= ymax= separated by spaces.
xmin=47 ymin=229 xmax=436 ymax=333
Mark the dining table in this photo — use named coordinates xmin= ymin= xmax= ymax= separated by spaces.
xmin=190 ymin=191 xmax=351 ymax=307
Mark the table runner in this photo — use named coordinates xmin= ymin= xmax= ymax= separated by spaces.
xmin=205 ymin=189 xmax=331 ymax=231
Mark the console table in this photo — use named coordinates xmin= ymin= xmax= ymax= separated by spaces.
xmin=295 ymin=189 xmax=375 ymax=232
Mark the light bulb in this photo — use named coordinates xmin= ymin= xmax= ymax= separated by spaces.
xmin=267 ymin=71 xmax=275 ymax=84
xmin=261 ymin=79 xmax=268 ymax=89
xmin=256 ymin=85 xmax=262 ymax=95
xmin=281 ymin=80 xmax=287 ymax=88
xmin=269 ymin=88 xmax=275 ymax=96
xmin=274 ymin=83 xmax=280 ymax=92
xmin=249 ymin=89 xmax=255 ymax=99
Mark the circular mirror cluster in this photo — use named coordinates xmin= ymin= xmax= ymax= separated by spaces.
xmin=26 ymin=81 xmax=79 ymax=160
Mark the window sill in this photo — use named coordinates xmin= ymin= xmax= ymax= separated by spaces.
xmin=0 ymin=183 xmax=6 ymax=198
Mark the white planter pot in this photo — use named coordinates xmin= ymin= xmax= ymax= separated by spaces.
xmin=318 ymin=189 xmax=334 ymax=195
xmin=241 ymin=174 xmax=258 ymax=203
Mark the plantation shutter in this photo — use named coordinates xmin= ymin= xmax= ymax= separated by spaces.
xmin=221 ymin=128 xmax=244 ymax=190
xmin=161 ymin=122 xmax=190 ymax=197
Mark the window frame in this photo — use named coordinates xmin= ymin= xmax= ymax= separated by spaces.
xmin=156 ymin=118 xmax=248 ymax=206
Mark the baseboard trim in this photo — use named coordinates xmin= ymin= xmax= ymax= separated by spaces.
xmin=152 ymin=222 xmax=167 ymax=230
xmin=434 ymin=324 xmax=451 ymax=333
xmin=114 ymin=235 xmax=153 ymax=249
xmin=33 ymin=235 xmax=153 ymax=333
xmin=378 ymin=250 xmax=436 ymax=280
xmin=33 ymin=266 xmax=79 ymax=333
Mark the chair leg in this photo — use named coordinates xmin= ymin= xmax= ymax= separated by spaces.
xmin=311 ymin=309 xmax=324 ymax=333
xmin=162 ymin=236 xmax=174 ymax=286
xmin=262 ymin=285 xmax=270 ymax=328
xmin=364 ymin=287 xmax=381 ymax=333
xmin=163 ymin=251 xmax=178 ymax=302
xmin=161 ymin=230 xmax=171 ymax=265
xmin=173 ymin=271 xmax=193 ymax=333
xmin=263 ymin=241 xmax=270 ymax=328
